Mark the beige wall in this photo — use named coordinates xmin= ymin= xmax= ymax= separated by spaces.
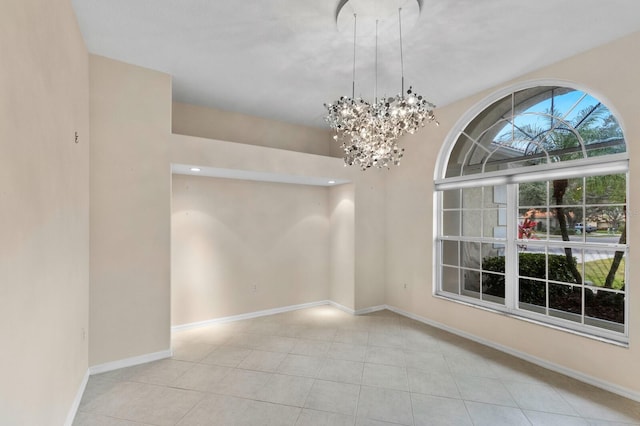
xmin=89 ymin=55 xmax=171 ymax=365
xmin=354 ymin=173 xmax=387 ymax=310
xmin=0 ymin=0 xmax=90 ymax=424
xmin=172 ymin=101 xmax=336 ymax=157
xmin=171 ymin=175 xmax=330 ymax=325
xmin=169 ymin=134 xmax=387 ymax=314
xmin=329 ymin=184 xmax=356 ymax=310
xmin=385 ymin=31 xmax=640 ymax=394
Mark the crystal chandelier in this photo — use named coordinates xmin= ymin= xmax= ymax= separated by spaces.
xmin=325 ymin=6 xmax=438 ymax=170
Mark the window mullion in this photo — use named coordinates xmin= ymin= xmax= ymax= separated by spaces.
xmin=505 ymin=183 xmax=518 ymax=310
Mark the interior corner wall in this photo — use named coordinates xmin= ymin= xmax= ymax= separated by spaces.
xmin=89 ymin=55 xmax=171 ymax=366
xmin=171 ymin=174 xmax=330 ymax=325
xmin=172 ymin=101 xmax=336 ymax=157
xmin=385 ymin=31 xmax=640 ymax=395
xmin=354 ymin=172 xmax=387 ymax=310
xmin=170 ymin=133 xmax=388 ymax=314
xmin=0 ymin=0 xmax=90 ymax=424
xmin=329 ymin=183 xmax=355 ymax=310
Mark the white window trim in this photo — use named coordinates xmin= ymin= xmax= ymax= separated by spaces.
xmin=434 ymin=155 xmax=628 ymax=191
xmin=435 ymin=169 xmax=629 ymax=344
xmin=433 ymin=78 xmax=628 ymax=183
xmin=433 ymin=82 xmax=630 ymax=345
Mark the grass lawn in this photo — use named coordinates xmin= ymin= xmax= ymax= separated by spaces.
xmin=581 ymin=257 xmax=625 ymax=289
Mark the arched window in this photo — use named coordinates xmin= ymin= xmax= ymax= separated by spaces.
xmin=435 ymin=84 xmax=628 ymax=342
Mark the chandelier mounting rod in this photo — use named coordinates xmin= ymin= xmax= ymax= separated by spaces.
xmin=374 ymin=19 xmax=378 ymax=104
xmin=398 ymin=7 xmax=405 ymax=97
xmin=351 ymin=13 xmax=357 ymax=99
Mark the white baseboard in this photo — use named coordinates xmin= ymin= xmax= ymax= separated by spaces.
xmin=355 ymin=304 xmax=386 ymax=315
xmin=328 ymin=300 xmax=355 ymax=315
xmin=63 ymin=368 xmax=90 ymax=426
xmin=171 ymin=300 xmax=330 ymax=332
xmin=385 ymin=304 xmax=640 ymax=403
xmin=171 ymin=300 xmax=389 ymax=331
xmin=329 ymin=302 xmax=386 ymax=315
xmin=89 ymin=349 xmax=173 ymax=375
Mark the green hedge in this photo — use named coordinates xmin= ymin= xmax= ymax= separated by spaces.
xmin=482 ymin=253 xmax=623 ymax=323
xmin=483 ymin=253 xmax=577 ymax=299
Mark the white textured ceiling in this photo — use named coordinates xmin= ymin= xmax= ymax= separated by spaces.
xmin=72 ymin=0 xmax=640 ymax=129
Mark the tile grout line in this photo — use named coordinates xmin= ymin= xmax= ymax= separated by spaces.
xmin=405 ymin=353 xmax=417 ymax=426
xmin=353 ymin=380 xmax=363 ymax=426
xmin=170 ymin=389 xmax=208 ymax=426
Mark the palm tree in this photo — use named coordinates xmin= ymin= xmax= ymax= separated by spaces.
xmin=495 ymin=103 xmax=625 ymax=288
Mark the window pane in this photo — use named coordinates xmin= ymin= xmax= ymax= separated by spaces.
xmin=519 ymin=278 xmax=546 ymax=312
xmin=582 ymin=113 xmax=626 ymax=157
xmin=442 ymin=210 xmax=460 ymax=236
xmin=464 ymin=93 xmax=512 ymax=143
xmin=552 ymin=132 xmax=582 ymax=162
xmin=582 ymin=249 xmax=625 ymax=289
xmin=462 ymin=187 xmax=483 ymax=208
xmin=442 ymin=266 xmax=459 ymax=294
xmin=532 ymin=210 xmax=548 ymax=240
xmin=563 ymin=91 xmax=599 ymax=124
xmin=482 ymin=243 xmax=505 ymax=268
xmin=443 ymin=189 xmax=461 ymax=209
xmin=547 ymin=205 xmax=582 ymax=238
xmin=462 ymin=270 xmax=481 ymax=299
xmin=549 ymin=178 xmax=583 ymax=206
xmin=549 ymin=283 xmax=582 ymax=322
xmin=518 ymin=208 xmax=541 ymax=241
xmin=584 ymin=205 xmax=626 ymax=244
xmin=448 ymin=133 xmax=475 ymax=177
xmin=483 ymin=210 xmax=500 ymax=238
xmin=548 ymin=248 xmax=580 ymax=285
xmin=512 ymin=113 xmax=552 ymax=145
xmin=585 ymin=288 xmax=624 ymax=326
xmin=586 ymin=174 xmax=626 ymax=204
xmin=585 ymin=205 xmax=625 ymax=241
xmin=461 ymin=210 xmax=482 ymax=237
xmin=442 ymin=240 xmax=459 ymax=266
xmin=519 ymin=181 xmax=547 ymax=206
xmin=583 ymin=207 xmax=601 ymax=229
xmin=493 ymin=225 xmax=506 ymax=240
xmin=461 ymin=242 xmax=481 ymax=270
xmin=518 ymin=252 xmax=546 ymax=280
xmin=485 ymin=185 xmax=506 ymax=207
xmin=587 ymin=143 xmax=626 ymax=158
xmin=482 ymin=272 xmax=505 ymax=302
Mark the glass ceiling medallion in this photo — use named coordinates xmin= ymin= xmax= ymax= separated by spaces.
xmin=325 ymin=0 xmax=438 ymax=170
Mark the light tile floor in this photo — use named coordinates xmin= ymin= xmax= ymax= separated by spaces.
xmin=75 ymin=306 xmax=640 ymax=425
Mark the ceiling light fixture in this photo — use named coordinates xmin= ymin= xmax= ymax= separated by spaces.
xmin=190 ymin=167 xmax=201 ymax=172
xmin=325 ymin=1 xmax=438 ymax=170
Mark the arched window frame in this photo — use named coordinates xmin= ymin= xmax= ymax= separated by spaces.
xmin=433 ymin=80 xmax=630 ymax=344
